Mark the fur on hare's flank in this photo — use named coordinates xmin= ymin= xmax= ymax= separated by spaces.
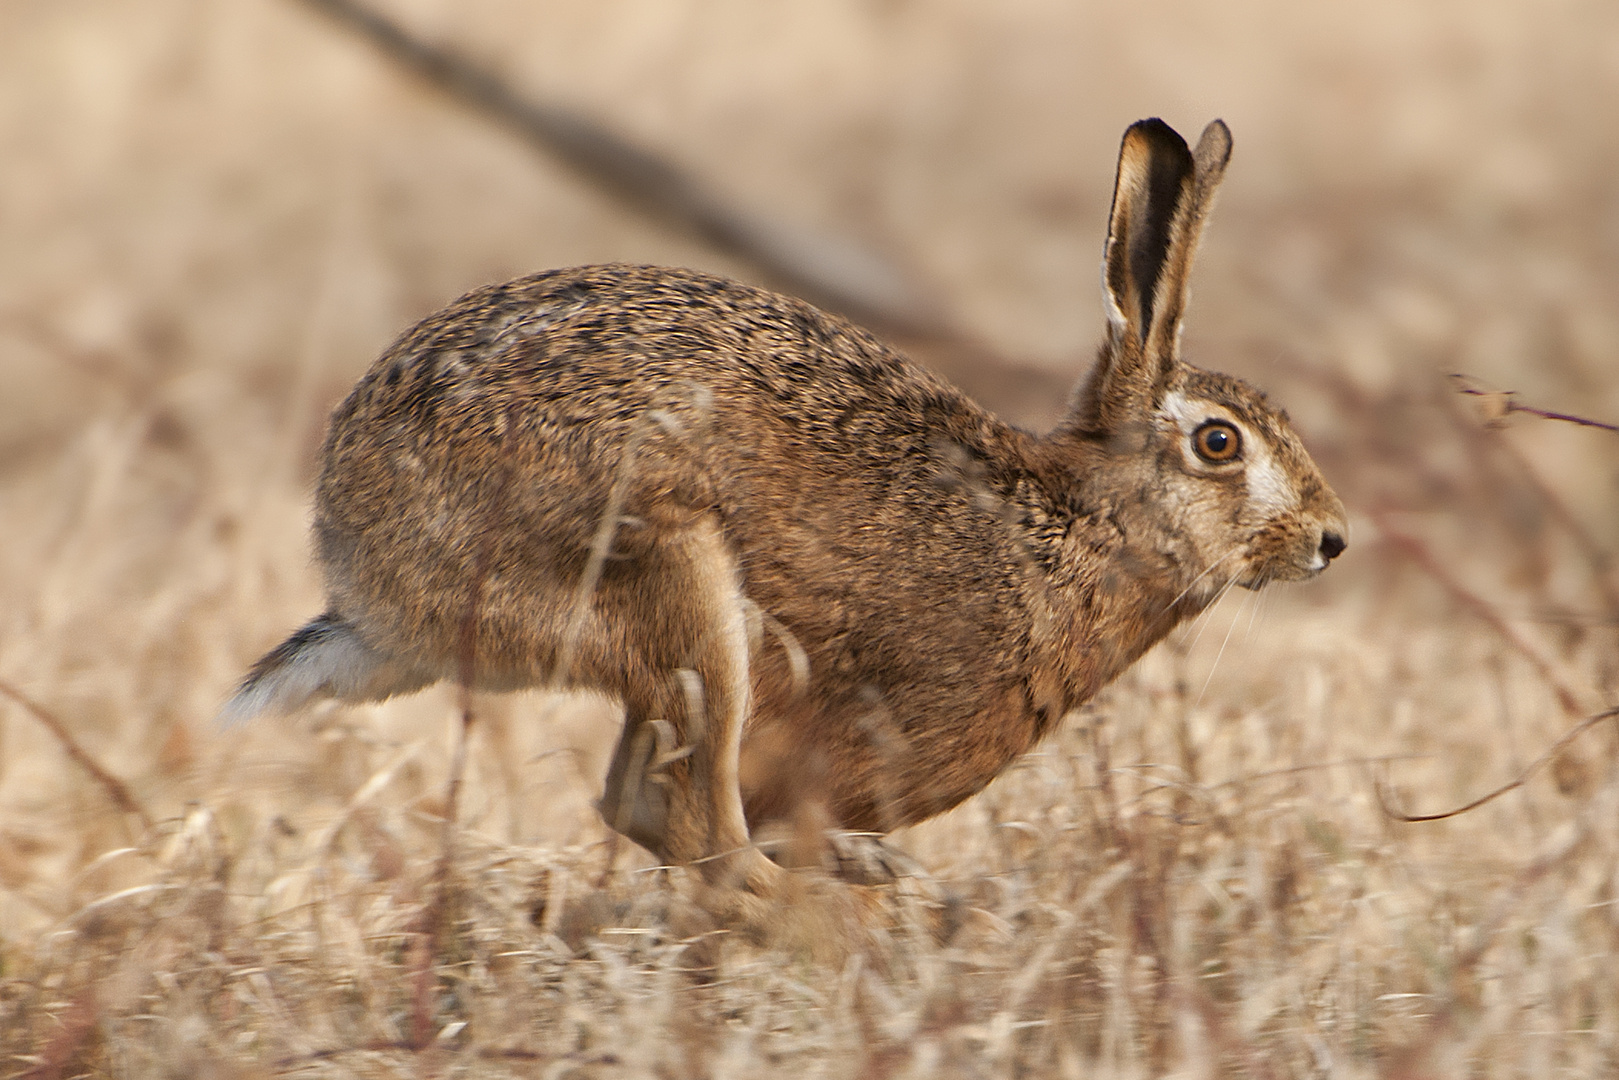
xmin=227 ymin=117 xmax=1347 ymax=893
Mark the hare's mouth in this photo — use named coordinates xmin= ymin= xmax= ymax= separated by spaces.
xmin=1236 ymin=543 xmax=1326 ymax=589
xmin=1239 ymin=552 xmax=1326 ymax=589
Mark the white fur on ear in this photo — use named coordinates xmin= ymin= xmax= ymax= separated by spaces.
xmin=1101 ymin=262 xmax=1129 ymax=333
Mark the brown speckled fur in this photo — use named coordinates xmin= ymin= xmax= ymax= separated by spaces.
xmin=227 ymin=119 xmax=1347 ymax=893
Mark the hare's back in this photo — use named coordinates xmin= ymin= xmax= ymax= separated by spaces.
xmin=333 ymin=264 xmax=972 ymax=437
xmin=322 ymin=264 xmax=1009 ymax=514
xmin=315 ymin=265 xmax=1034 ymax=682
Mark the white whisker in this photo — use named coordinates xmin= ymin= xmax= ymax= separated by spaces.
xmin=1242 ymin=577 xmax=1268 ymax=645
xmin=1185 ymin=574 xmax=1240 ymax=655
xmin=1162 ymin=545 xmax=1245 ymax=616
xmin=1196 ymin=578 xmax=1250 ymax=707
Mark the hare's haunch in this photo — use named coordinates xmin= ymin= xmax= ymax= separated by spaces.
xmin=227 ymin=119 xmax=1346 ymax=892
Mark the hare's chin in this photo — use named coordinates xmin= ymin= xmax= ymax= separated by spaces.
xmin=1230 ymin=557 xmax=1321 ymax=592
xmin=1239 ymin=560 xmax=1325 ymax=590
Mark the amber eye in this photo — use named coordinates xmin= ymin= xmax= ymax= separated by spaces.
xmin=1192 ymin=420 xmax=1242 ymax=463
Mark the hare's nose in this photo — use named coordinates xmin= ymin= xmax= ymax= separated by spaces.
xmin=1319 ymin=531 xmax=1347 ymax=562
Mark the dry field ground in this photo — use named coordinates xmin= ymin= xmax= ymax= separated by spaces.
xmin=3 ymin=0 xmax=1618 ymax=1075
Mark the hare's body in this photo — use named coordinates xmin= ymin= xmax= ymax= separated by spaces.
xmin=229 ymin=120 xmax=1347 ymax=891
xmin=314 ymin=265 xmax=1167 ymax=835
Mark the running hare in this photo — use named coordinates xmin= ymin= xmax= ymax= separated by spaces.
xmin=227 ymin=118 xmax=1346 ymax=893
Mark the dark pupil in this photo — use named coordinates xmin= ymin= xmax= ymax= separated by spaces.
xmin=1204 ymin=428 xmax=1228 ymax=453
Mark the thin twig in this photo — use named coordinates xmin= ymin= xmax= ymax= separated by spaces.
xmin=409 ymin=410 xmax=513 ymax=1052
xmin=1450 ymin=372 xmax=1619 ymax=433
xmin=1376 ymin=705 xmax=1618 ymax=823
xmin=0 ymin=677 xmax=153 ymax=833
xmin=552 ymin=387 xmax=709 ymax=686
xmin=1111 ymin=754 xmax=1436 ymax=824
xmin=1205 ymin=753 xmax=1433 ymax=791
xmin=274 ymin=1042 xmax=619 ymax=1067
xmin=408 ymin=404 xmax=516 ymax=1049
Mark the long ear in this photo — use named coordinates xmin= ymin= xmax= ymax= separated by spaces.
xmin=1079 ymin=118 xmax=1231 ymax=434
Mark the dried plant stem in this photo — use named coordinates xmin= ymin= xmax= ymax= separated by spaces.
xmin=15 ymin=986 xmax=99 ymax=1080
xmin=1290 ymin=360 xmax=1618 ymax=629
xmin=405 ymin=596 xmax=479 ymax=1051
xmin=553 ymin=391 xmax=710 ymax=688
xmin=0 ymin=677 xmax=153 ymax=834
xmin=1377 ymin=705 xmax=1619 ymax=823
xmin=1383 ymin=799 xmax=1591 ymax=1079
xmin=551 ymin=424 xmax=648 ymax=689
xmin=275 ymin=1043 xmax=615 ymax=1067
xmin=405 ymin=407 xmax=513 ymax=1051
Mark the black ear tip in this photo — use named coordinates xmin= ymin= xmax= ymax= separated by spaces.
xmin=1125 ymin=117 xmax=1190 ymax=155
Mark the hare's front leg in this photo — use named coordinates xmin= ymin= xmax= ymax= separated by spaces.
xmin=595 ymin=515 xmax=783 ymax=896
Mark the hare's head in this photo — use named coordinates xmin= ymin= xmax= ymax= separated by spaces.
xmin=1061 ymin=119 xmax=1347 ymax=604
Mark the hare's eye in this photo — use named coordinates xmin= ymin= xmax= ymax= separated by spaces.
xmin=1192 ymin=420 xmax=1242 ymax=463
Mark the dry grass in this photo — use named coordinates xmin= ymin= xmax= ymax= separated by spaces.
xmin=3 ymin=0 xmax=1618 ymax=1075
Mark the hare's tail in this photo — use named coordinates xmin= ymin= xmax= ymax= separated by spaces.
xmin=219 ymin=613 xmax=428 ymax=724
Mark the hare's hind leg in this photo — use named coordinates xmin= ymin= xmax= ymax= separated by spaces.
xmin=596 ymin=514 xmax=783 ymax=896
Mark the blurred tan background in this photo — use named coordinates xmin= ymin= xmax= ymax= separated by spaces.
xmin=3 ymin=0 xmax=1617 ymax=983
xmin=5 ymin=1 xmax=1619 ymax=1070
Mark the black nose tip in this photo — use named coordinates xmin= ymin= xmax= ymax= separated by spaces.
xmin=1319 ymin=531 xmax=1347 ymax=562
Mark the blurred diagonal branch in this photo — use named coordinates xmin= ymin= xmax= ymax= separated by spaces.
xmin=1370 ymin=509 xmax=1589 ymax=718
xmin=0 ymin=677 xmax=153 ymax=833
xmin=294 ymin=0 xmax=947 ymax=337
xmin=1439 ymin=381 xmax=1619 ymax=613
